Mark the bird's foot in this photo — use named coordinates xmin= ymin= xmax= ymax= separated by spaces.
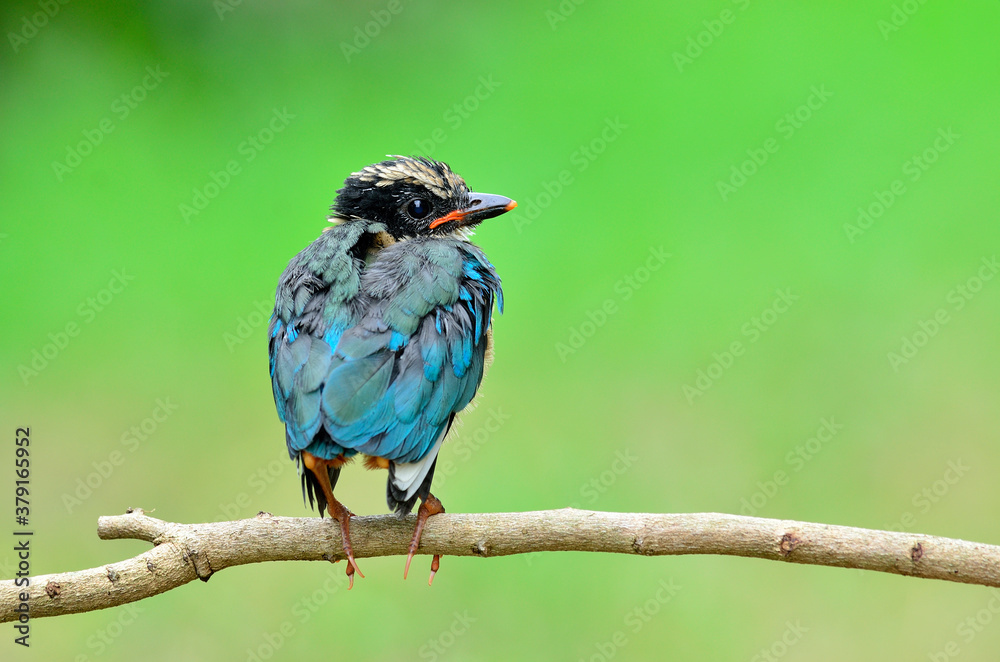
xmin=404 ymin=493 xmax=445 ymax=585
xmin=329 ymin=499 xmax=364 ymax=589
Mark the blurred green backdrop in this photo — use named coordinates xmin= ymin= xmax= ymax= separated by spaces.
xmin=2 ymin=1 xmax=999 ymax=660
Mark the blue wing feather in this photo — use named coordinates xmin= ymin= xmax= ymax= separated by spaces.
xmin=268 ymin=225 xmax=501 ymax=466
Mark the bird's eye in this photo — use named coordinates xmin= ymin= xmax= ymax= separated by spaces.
xmin=407 ymin=198 xmax=431 ymax=219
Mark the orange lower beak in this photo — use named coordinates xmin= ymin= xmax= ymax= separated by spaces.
xmin=429 ymin=193 xmax=517 ymax=230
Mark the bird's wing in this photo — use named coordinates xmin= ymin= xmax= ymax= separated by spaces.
xmin=323 ymin=239 xmax=501 ymax=467
xmin=269 ymin=233 xmax=502 ymax=489
xmin=268 ymin=221 xmax=374 ymax=455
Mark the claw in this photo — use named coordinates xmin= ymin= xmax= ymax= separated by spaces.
xmin=404 ymin=493 xmax=445 ymax=583
xmin=428 ymin=554 xmax=440 ymax=586
xmin=347 ymin=554 xmax=364 ymax=579
xmin=343 ymin=544 xmax=363 ymax=590
xmin=403 ymin=527 xmax=424 ymax=580
xmin=404 ymin=550 xmax=416 ymax=580
xmin=332 ymin=502 xmax=364 ymax=583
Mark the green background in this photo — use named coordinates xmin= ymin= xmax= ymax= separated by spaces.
xmin=3 ymin=1 xmax=999 ymax=659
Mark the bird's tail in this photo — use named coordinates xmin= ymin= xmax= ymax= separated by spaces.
xmin=386 ymin=416 xmax=453 ymax=515
xmin=387 ymin=458 xmax=437 ymax=516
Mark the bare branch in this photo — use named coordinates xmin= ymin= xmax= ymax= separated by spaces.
xmin=2 ymin=508 xmax=999 ymax=622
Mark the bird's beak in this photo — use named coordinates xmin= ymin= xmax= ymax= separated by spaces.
xmin=429 ymin=193 xmax=517 ymax=230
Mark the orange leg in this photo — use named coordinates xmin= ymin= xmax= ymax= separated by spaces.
xmin=404 ymin=493 xmax=445 ymax=585
xmin=303 ymin=452 xmax=364 ymax=589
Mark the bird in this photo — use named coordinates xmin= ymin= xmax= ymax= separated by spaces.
xmin=267 ymin=156 xmax=515 ymax=588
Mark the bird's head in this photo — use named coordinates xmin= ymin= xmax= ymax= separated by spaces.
xmin=331 ymin=156 xmax=516 ymax=239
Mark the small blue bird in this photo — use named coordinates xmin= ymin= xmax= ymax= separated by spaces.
xmin=268 ymin=156 xmax=514 ymax=587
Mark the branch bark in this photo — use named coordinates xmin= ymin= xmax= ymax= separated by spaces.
xmin=3 ymin=508 xmax=999 ymax=622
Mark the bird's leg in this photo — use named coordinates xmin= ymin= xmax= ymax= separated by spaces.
xmin=303 ymin=452 xmax=364 ymax=589
xmin=404 ymin=493 xmax=445 ymax=585
xmin=329 ymin=499 xmax=363 ymax=590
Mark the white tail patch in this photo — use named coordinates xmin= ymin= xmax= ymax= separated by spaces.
xmin=391 ymin=434 xmax=446 ymax=501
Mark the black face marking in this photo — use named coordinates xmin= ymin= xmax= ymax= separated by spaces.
xmin=331 ymin=156 xmax=471 ymax=239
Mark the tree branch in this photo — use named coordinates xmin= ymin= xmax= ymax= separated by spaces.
xmin=3 ymin=508 xmax=999 ymax=622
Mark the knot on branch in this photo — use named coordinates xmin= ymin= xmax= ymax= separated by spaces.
xmin=631 ymin=523 xmax=659 ymax=556
xmin=181 ymin=546 xmax=214 ymax=582
xmin=779 ymin=531 xmax=801 ymax=556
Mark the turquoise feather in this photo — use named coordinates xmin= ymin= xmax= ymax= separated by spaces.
xmin=267 ymin=221 xmax=502 ymax=466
